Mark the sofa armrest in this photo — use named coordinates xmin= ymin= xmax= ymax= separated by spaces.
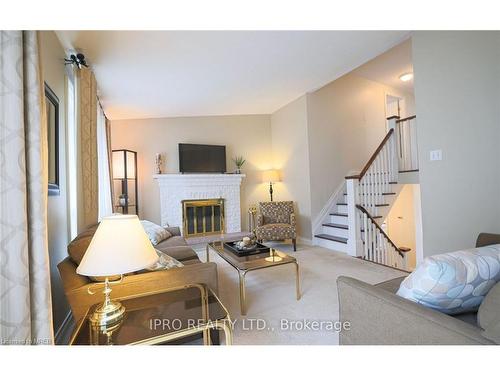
xmin=337 ymin=276 xmax=493 ymax=345
xmin=476 ymin=232 xmax=500 ymax=247
xmin=57 ymin=257 xmax=89 ymax=292
xmin=66 ymin=262 xmax=219 ymax=322
xmin=165 ymin=226 xmax=182 ymax=237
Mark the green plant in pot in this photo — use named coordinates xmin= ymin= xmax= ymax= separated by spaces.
xmin=232 ymin=156 xmax=246 ymax=174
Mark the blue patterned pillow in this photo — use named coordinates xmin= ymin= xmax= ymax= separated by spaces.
xmin=397 ymin=245 xmax=500 ymax=314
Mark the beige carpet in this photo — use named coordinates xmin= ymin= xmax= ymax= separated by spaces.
xmin=192 ymin=242 xmax=407 ymax=345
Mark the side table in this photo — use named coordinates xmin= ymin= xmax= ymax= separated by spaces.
xmin=69 ymin=283 xmax=233 ymax=345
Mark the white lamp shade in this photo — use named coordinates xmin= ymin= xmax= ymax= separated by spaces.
xmin=262 ymin=169 xmax=280 ymax=183
xmin=77 ymin=215 xmax=158 ymax=277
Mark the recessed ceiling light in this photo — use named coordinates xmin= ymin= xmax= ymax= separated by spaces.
xmin=399 ymin=72 xmax=413 ymax=82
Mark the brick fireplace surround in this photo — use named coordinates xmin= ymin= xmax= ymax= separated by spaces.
xmin=153 ymin=174 xmax=245 ymax=236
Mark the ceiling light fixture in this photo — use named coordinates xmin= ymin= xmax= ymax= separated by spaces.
xmin=399 ymin=72 xmax=413 ymax=82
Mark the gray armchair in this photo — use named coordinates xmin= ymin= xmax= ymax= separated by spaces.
xmin=255 ymin=201 xmax=297 ymax=251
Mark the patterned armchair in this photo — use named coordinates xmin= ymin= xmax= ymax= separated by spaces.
xmin=255 ymin=201 xmax=297 ymax=251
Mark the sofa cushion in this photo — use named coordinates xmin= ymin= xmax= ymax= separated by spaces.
xmin=478 ymin=281 xmax=500 ymax=330
xmin=141 ymin=220 xmax=172 ymax=246
xmin=156 ymin=244 xmax=200 ymax=264
xmin=397 ymin=245 xmax=500 ymax=314
xmin=482 ymin=322 xmax=500 ymax=344
xmin=375 ymin=276 xmax=407 ymax=293
xmin=453 ymin=312 xmax=478 ymax=326
xmin=156 ymin=235 xmax=188 ymax=249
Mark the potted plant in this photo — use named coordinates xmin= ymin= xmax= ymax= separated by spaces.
xmin=232 ymin=156 xmax=246 ymax=174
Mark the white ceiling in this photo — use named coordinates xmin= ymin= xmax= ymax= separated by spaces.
xmin=56 ymin=31 xmax=410 ymax=120
xmin=352 ymin=38 xmax=414 ymax=93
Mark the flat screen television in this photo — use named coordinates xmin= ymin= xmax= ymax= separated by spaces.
xmin=179 ymin=143 xmax=226 ymax=173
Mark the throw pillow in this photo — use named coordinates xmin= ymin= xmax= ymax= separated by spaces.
xmin=140 ymin=220 xmax=172 ymax=246
xmin=144 ymin=249 xmax=184 ymax=271
xmin=396 ymin=245 xmax=500 ymax=314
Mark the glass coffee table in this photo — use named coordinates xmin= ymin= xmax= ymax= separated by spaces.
xmin=206 ymin=241 xmax=301 ymax=315
xmin=69 ymin=284 xmax=232 ymax=345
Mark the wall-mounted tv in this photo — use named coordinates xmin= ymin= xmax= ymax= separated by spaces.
xmin=179 ymin=143 xmax=226 ymax=173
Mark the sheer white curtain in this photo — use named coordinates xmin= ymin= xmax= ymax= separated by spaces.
xmin=97 ymin=104 xmax=113 ymax=220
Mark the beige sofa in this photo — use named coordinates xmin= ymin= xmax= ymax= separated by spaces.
xmin=58 ymin=225 xmax=218 ymax=322
xmin=337 ymin=233 xmax=500 ymax=345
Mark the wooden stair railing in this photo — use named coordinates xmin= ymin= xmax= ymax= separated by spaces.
xmin=356 ymin=204 xmax=408 ymax=270
xmin=345 ymin=127 xmax=398 ymax=218
xmin=395 ymin=115 xmax=419 ymax=172
xmin=345 ymin=128 xmax=395 ymax=181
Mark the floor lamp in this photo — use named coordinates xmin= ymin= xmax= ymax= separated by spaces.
xmin=262 ymin=169 xmax=280 ymax=201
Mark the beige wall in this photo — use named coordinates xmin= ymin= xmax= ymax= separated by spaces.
xmin=271 ymin=95 xmax=312 ymax=240
xmin=40 ymin=31 xmax=71 ymax=336
xmin=111 ymin=115 xmax=272 ymax=230
xmin=306 ymin=73 xmax=415 ymax=221
xmin=386 ymin=184 xmax=417 ymax=270
xmin=412 ymin=31 xmax=500 ymax=256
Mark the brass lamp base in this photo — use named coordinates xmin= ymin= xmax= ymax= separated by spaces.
xmin=87 ymin=276 xmax=126 ymax=328
xmin=265 ymin=249 xmax=282 ymax=263
xmin=89 ymin=300 xmax=126 ymax=327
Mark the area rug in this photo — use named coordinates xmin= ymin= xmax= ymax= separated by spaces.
xmin=192 ymin=242 xmax=407 ymax=345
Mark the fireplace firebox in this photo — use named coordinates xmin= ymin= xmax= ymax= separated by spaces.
xmin=182 ymin=198 xmax=225 ymax=237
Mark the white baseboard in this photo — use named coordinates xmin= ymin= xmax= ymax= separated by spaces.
xmin=297 ymin=236 xmax=312 ymax=246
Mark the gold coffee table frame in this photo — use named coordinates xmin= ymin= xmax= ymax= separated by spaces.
xmin=70 ymin=283 xmax=233 ymax=345
xmin=207 ymin=241 xmax=301 ymax=315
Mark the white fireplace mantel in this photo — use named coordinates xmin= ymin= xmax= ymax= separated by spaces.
xmin=153 ymin=173 xmax=245 ymax=234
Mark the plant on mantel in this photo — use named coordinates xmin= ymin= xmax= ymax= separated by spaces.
xmin=232 ymin=156 xmax=246 ymax=174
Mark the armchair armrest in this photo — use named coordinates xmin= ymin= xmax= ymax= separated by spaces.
xmin=337 ymin=276 xmax=492 ymax=345
xmin=290 ymin=213 xmax=297 ymax=227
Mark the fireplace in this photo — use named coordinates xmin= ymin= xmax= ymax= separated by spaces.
xmin=182 ymin=198 xmax=225 ymax=237
xmin=153 ymin=173 xmax=245 ymax=235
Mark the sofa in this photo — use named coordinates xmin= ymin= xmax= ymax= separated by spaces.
xmin=337 ymin=233 xmax=500 ymax=345
xmin=58 ymin=225 xmax=218 ymax=322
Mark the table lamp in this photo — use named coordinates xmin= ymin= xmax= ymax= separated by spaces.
xmin=262 ymin=169 xmax=280 ymax=201
xmin=77 ymin=215 xmax=158 ymax=327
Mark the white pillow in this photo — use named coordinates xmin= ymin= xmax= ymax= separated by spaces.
xmin=397 ymin=245 xmax=500 ymax=314
xmin=145 ymin=249 xmax=184 ymax=271
xmin=140 ymin=220 xmax=172 ymax=246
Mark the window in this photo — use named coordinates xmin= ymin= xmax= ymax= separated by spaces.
xmin=66 ymin=71 xmax=78 ymax=239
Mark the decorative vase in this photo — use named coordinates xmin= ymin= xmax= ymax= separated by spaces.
xmin=155 ymin=153 xmax=163 ymax=174
xmin=119 ymin=194 xmax=128 ymax=207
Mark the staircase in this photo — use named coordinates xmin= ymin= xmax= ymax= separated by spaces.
xmin=314 ymin=191 xmax=349 ymax=252
xmin=313 ymin=116 xmax=417 ymax=270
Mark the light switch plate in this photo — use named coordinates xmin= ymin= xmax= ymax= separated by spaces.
xmin=430 ymin=149 xmax=442 ymax=161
